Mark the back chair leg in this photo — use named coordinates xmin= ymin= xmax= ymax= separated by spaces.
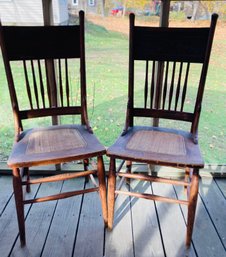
xmin=12 ymin=167 xmax=26 ymax=246
xmin=83 ymin=158 xmax=90 ymax=182
xmin=24 ymin=167 xmax=31 ymax=193
xmin=184 ymin=167 xmax=190 ymax=194
xmin=107 ymin=158 xmax=116 ymax=230
xmin=186 ymin=168 xmax=199 ymax=248
xmin=97 ymin=156 xmax=108 ymax=227
xmin=126 ymin=160 xmax=132 ymax=184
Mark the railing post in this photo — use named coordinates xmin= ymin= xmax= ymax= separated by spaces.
xmin=153 ymin=0 xmax=170 ymax=127
xmin=42 ymin=0 xmax=61 ymax=171
xmin=150 ymin=0 xmax=171 ymax=173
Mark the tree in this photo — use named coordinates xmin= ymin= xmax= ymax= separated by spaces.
xmin=121 ymin=0 xmax=149 ymax=17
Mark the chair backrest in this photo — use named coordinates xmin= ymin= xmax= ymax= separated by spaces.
xmin=125 ymin=13 xmax=218 ymax=142
xmin=0 ymin=11 xmax=90 ymax=134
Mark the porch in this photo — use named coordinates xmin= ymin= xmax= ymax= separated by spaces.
xmin=0 ymin=165 xmax=225 ymax=257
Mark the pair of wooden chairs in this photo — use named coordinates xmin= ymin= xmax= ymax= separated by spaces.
xmin=0 ymin=11 xmax=218 ymax=248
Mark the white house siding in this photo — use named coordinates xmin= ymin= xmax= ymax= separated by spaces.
xmin=0 ymin=0 xmax=68 ymax=25
xmin=53 ymin=0 xmax=69 ymax=25
xmin=68 ymin=0 xmax=98 ymax=15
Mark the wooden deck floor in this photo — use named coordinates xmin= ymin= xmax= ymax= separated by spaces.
xmin=0 ymin=173 xmax=225 ymax=257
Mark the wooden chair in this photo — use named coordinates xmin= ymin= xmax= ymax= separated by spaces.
xmin=0 ymin=11 xmax=107 ymax=246
xmin=107 ymin=13 xmax=218 ymax=247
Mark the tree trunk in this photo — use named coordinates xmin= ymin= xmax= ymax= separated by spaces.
xmin=100 ymin=0 xmax=105 ymax=17
xmin=191 ymin=1 xmax=200 ymax=21
xmin=122 ymin=0 xmax=128 ymax=17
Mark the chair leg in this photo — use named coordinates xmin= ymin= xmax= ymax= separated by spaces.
xmin=186 ymin=168 xmax=199 ymax=248
xmin=184 ymin=167 xmax=190 ymax=195
xmin=83 ymin=158 xmax=89 ymax=182
xmin=12 ymin=167 xmax=26 ymax=246
xmin=97 ymin=156 xmax=108 ymax=227
xmin=107 ymin=158 xmax=116 ymax=230
xmin=25 ymin=167 xmax=31 ymax=193
xmin=126 ymin=160 xmax=132 ymax=184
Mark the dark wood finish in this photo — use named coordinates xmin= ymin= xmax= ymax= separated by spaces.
xmin=107 ymin=158 xmax=116 ymax=230
xmin=186 ymin=168 xmax=199 ymax=247
xmin=13 ymin=168 xmax=25 ymax=246
xmin=23 ymin=187 xmax=99 ymax=204
xmin=117 ymin=172 xmax=190 ymax=186
xmin=107 ymin=13 xmax=218 ymax=247
xmin=0 ymin=10 xmax=107 ymax=246
xmin=115 ymin=190 xmax=188 ymax=205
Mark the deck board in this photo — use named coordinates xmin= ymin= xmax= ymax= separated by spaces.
xmin=105 ymin=181 xmax=134 ymax=257
xmin=0 ymin=175 xmax=225 ymax=257
xmin=130 ymin=180 xmax=165 ymax=257
xmin=73 ymin=180 xmax=105 ymax=257
xmin=11 ymin=181 xmax=63 ymax=257
xmin=152 ymin=182 xmax=196 ymax=257
xmin=175 ymin=178 xmax=226 ymax=257
xmin=42 ymin=178 xmax=84 ymax=257
xmin=199 ymin=177 xmax=226 ymax=249
xmin=0 ymin=177 xmax=40 ymax=257
xmin=0 ymin=176 xmax=13 ymax=214
xmin=215 ymin=178 xmax=226 ymax=198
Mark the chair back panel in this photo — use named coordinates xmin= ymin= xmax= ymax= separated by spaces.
xmin=0 ymin=11 xmax=88 ymax=131
xmin=127 ymin=13 xmax=218 ymax=137
xmin=2 ymin=26 xmax=81 ymax=60
xmin=133 ymin=27 xmax=209 ymax=63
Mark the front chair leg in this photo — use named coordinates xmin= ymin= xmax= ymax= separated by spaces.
xmin=107 ymin=158 xmax=116 ymax=230
xmin=186 ymin=168 xmax=199 ymax=248
xmin=97 ymin=156 xmax=108 ymax=227
xmin=12 ymin=167 xmax=26 ymax=246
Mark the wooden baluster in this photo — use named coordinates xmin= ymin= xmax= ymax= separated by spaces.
xmin=162 ymin=61 xmax=169 ymax=110
xmin=168 ymin=61 xmax=176 ymax=110
xmin=175 ymin=62 xmax=183 ymax=111
xmin=144 ymin=60 xmax=149 ymax=108
xmin=45 ymin=59 xmax=52 ymax=107
xmin=38 ymin=60 xmax=46 ymax=108
xmin=31 ymin=60 xmax=39 ymax=109
xmin=150 ymin=61 xmax=155 ymax=109
xmin=65 ymin=59 xmax=70 ymax=107
xmin=58 ymin=59 xmax=64 ymax=107
xmin=155 ymin=61 xmax=164 ymax=111
xmin=23 ymin=61 xmax=33 ymax=109
xmin=181 ymin=62 xmax=190 ymax=112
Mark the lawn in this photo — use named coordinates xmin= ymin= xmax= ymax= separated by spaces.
xmin=0 ymin=16 xmax=225 ymax=164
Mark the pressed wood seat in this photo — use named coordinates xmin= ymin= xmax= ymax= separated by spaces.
xmin=107 ymin=13 xmax=218 ymax=248
xmin=0 ymin=11 xmax=107 ymax=246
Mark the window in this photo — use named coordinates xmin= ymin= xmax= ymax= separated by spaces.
xmin=88 ymin=0 xmax=95 ymax=6
xmin=72 ymin=0 xmax=78 ymax=5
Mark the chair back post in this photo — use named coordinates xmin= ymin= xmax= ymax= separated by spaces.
xmin=0 ymin=21 xmax=23 ymax=139
xmin=191 ymin=13 xmax=218 ymax=141
xmin=124 ymin=13 xmax=135 ymax=134
xmin=79 ymin=10 xmax=92 ymax=132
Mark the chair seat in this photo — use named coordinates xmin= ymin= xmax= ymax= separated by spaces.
xmin=107 ymin=126 xmax=204 ymax=168
xmin=8 ymin=124 xmax=106 ymax=168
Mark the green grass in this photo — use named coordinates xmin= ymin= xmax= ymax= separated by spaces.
xmin=0 ymin=20 xmax=225 ymax=164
